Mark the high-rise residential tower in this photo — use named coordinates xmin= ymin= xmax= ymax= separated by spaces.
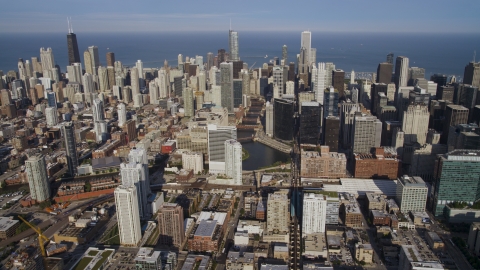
xmin=115 ymin=185 xmax=142 ymax=246
xmin=351 ymin=113 xmax=382 ymax=153
xmin=394 ymin=56 xmax=409 ymax=89
xmin=157 ymin=203 xmax=185 ymax=247
xmin=402 ymin=104 xmax=429 ymax=145
xmin=61 ymin=122 xmax=78 ymax=176
xmin=207 ymin=124 xmax=237 ymax=174
xmin=106 ymin=52 xmax=115 ymax=67
xmin=220 ymin=62 xmax=233 ymax=112
xmin=25 ymin=154 xmax=51 ymax=203
xmin=302 ymin=193 xmax=327 ymax=234
xmin=88 ymin=46 xmax=100 ymax=75
xmin=267 ymin=192 xmax=290 ymax=234
xmin=117 ymin=102 xmax=127 ymax=127
xmin=224 ymin=139 xmax=242 ymax=185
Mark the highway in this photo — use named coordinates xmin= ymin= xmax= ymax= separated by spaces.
xmin=0 ymin=194 xmax=114 ymax=248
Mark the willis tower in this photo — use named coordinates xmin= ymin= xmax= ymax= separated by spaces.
xmin=66 ymin=18 xmax=80 ymax=65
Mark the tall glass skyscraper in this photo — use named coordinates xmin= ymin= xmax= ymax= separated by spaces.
xmin=229 ymin=30 xmax=239 ymax=61
xmin=433 ymin=150 xmax=480 ymax=217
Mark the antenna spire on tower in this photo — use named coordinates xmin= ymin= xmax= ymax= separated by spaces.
xmin=230 ymin=19 xmax=231 ymax=31
xmin=70 ymin=17 xmax=73 ymax=33
xmin=474 ymin=50 xmax=477 ymax=62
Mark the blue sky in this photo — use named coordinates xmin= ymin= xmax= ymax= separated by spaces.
xmin=1 ymin=0 xmax=479 ymax=33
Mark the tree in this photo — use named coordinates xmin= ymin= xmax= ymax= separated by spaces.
xmin=85 ymin=182 xmax=92 ymax=192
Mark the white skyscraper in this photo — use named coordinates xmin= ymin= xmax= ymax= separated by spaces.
xmin=67 ymin=63 xmax=82 ymax=84
xmin=302 ymin=193 xmax=327 ymax=234
xmin=224 ymin=140 xmax=242 ymax=185
xmin=131 ymin=67 xmax=140 ymax=97
xmin=395 ymin=56 xmax=409 ymax=89
xmin=272 ymin=66 xmax=285 ymax=97
xmin=157 ymin=69 xmax=168 ymax=99
xmin=149 ymin=81 xmax=159 ymax=104
xmin=325 ymin=62 xmax=336 ymax=87
xmin=229 ymin=30 xmax=239 ymax=62
xmin=350 ymin=70 xmax=355 ymax=84
xmin=301 ymin=31 xmax=312 ymax=69
xmin=178 ymin=54 xmax=183 ymax=65
xmin=207 ymin=124 xmax=237 ymax=174
xmin=402 ymin=104 xmax=429 ymax=145
xmin=92 ymin=98 xmax=104 ymax=122
xmin=121 ymin=162 xmax=149 ymax=219
xmin=82 ymin=73 xmax=94 ymax=100
xmin=182 ymin=153 xmax=204 ymax=174
xmin=136 ymin=60 xmax=144 ymax=79
xmin=220 ymin=62 xmax=234 ymax=112
xmin=118 ymin=102 xmax=127 ymax=127
xmin=97 ymin=66 xmax=109 ymax=92
xmin=313 ymin=63 xmax=326 ymax=104
xmin=45 ymin=107 xmax=58 ymax=127
xmin=265 ymin=101 xmax=274 ymax=137
xmin=115 ymin=185 xmax=142 ymax=247
xmin=88 ymin=46 xmax=100 ymax=75
xmin=25 ymin=154 xmax=51 ymax=202
xmin=127 ymin=147 xmax=150 ymax=214
xmin=40 ymin=47 xmax=55 ymax=75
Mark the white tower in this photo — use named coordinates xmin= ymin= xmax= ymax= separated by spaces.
xmin=45 ymin=107 xmax=58 ymax=127
xmin=25 ymin=154 xmax=51 ymax=202
xmin=117 ymin=102 xmax=127 ymax=127
xmin=302 ymin=193 xmax=327 ymax=234
xmin=115 ymin=185 xmax=142 ymax=247
xmin=120 ymin=162 xmax=149 ymax=219
xmin=350 ymin=70 xmax=355 ymax=84
xmin=225 ymin=139 xmax=242 ymax=185
xmin=136 ymin=60 xmax=144 ymax=79
xmin=130 ymin=67 xmax=140 ymax=97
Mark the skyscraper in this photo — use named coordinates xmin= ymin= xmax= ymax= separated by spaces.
xmin=88 ymin=46 xmax=100 ymax=75
xmin=323 ymin=87 xmax=339 ymax=117
xmin=183 ymin=87 xmax=194 ymax=117
xmin=66 ymin=27 xmax=80 ymax=65
xmin=386 ymin=52 xmax=394 ymax=64
xmin=120 ymin=162 xmax=149 ymax=219
xmin=136 ymin=60 xmax=144 ymax=79
xmin=272 ymin=66 xmax=285 ymax=98
xmin=433 ymin=150 xmax=480 ymax=216
xmin=442 ymin=105 xmax=469 ymax=144
xmin=61 ymin=122 xmax=78 ymax=176
xmin=273 ymin=98 xmax=294 ymax=141
xmin=45 ymin=107 xmax=58 ymax=127
xmin=117 ymin=102 xmax=127 ymax=127
xmin=463 ymin=62 xmax=480 ymax=87
xmin=267 ymin=192 xmax=290 ymax=234
xmin=351 ymin=113 xmax=382 ymax=153
xmin=332 ymin=69 xmax=345 ymax=98
xmin=84 ymin=50 xmax=93 ymax=75
xmin=224 ymin=139 xmax=242 ymax=185
xmin=130 ymin=67 xmax=140 ymax=97
xmin=115 ymin=185 xmax=142 ymax=247
xmin=301 ymin=31 xmax=312 ymax=68
xmin=302 ymin=193 xmax=327 ymax=234
xmin=220 ymin=62 xmax=233 ymax=112
xmin=206 ymin=52 xmax=214 ymax=71
xmin=376 ymin=62 xmax=393 ymax=84
xmin=282 ymin=45 xmax=287 ymax=63
xmin=207 ymin=124 xmax=237 ymax=174
xmin=394 ymin=56 xmax=409 ymax=89
xmin=265 ymin=101 xmax=274 ymax=137
xmin=157 ymin=203 xmax=185 ymax=247
xmin=217 ymin=49 xmax=226 ymax=64
xmin=106 ymin=52 xmax=115 ymax=67
xmin=229 ymin=29 xmax=239 ymax=62
xmin=25 ymin=154 xmax=51 ymax=203
xmin=98 ymin=66 xmax=109 ymax=92
xmin=396 ymin=175 xmax=428 ymax=213
xmin=300 ymin=102 xmax=322 ymax=145
xmin=402 ymin=104 xmax=429 ymax=145
xmin=40 ymin=47 xmax=55 ymax=77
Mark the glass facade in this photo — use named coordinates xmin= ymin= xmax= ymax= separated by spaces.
xmin=274 ymin=98 xmax=294 ymax=141
xmin=300 ymin=102 xmax=322 ymax=145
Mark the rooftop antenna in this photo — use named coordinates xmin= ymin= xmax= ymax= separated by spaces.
xmin=230 ymin=19 xmax=231 ymax=31
xmin=70 ymin=17 xmax=73 ymax=33
xmin=474 ymin=50 xmax=476 ymax=63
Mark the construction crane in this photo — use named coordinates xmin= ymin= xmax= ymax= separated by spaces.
xmin=17 ymin=216 xmax=50 ymax=258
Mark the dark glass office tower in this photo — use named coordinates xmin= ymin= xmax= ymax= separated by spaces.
xmin=218 ymin=49 xmax=226 ymax=64
xmin=274 ymin=98 xmax=294 ymax=141
xmin=463 ymin=62 xmax=480 ymax=87
xmin=233 ymin=79 xmax=243 ymax=108
xmin=61 ymin=122 xmax=78 ymax=176
xmin=323 ymin=116 xmax=340 ymax=152
xmin=67 ymin=33 xmax=80 ymax=65
xmin=332 ymin=69 xmax=345 ymax=98
xmin=300 ymin=102 xmax=322 ymax=145
xmin=386 ymin=52 xmax=394 ymax=64
xmin=376 ymin=62 xmax=393 ymax=84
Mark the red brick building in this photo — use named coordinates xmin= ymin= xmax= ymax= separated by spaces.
xmin=353 ymin=147 xmax=401 ymax=180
